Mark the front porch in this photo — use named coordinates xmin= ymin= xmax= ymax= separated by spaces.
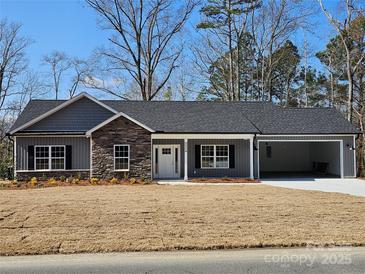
xmin=151 ymin=134 xmax=254 ymax=181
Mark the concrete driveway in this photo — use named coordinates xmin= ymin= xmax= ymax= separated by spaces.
xmin=262 ymin=178 xmax=365 ymax=197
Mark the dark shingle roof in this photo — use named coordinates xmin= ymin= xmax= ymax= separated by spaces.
xmin=9 ymin=98 xmax=360 ymax=134
xmin=241 ymin=106 xmax=359 ymax=134
xmin=103 ymin=101 xmax=265 ymax=133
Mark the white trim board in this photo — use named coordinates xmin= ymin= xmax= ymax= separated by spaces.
xmin=16 ymin=135 xmax=87 ymax=138
xmin=16 ymin=169 xmax=90 ymax=173
xmin=152 ymin=134 xmax=254 ymax=139
xmin=86 ymin=112 xmax=155 ymax=135
xmin=9 ymin=93 xmax=118 ymax=135
xmin=257 ymin=134 xmax=357 ymax=137
xmin=256 ymin=139 xmax=344 ymax=179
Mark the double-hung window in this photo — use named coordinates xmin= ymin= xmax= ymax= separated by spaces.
xmin=35 ymin=145 xmax=65 ymax=170
xmin=114 ymin=145 xmax=130 ymax=171
xmin=201 ymin=145 xmax=229 ymax=168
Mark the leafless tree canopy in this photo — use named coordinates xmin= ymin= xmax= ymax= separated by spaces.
xmin=42 ymin=51 xmax=71 ymax=100
xmin=0 ymin=20 xmax=30 ymax=110
xmin=86 ymin=0 xmax=197 ymax=100
xmin=318 ymin=0 xmax=365 ymax=122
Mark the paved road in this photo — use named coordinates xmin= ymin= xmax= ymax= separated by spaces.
xmin=1 ymin=247 xmax=364 ymax=274
xmin=262 ymin=178 xmax=365 ymax=197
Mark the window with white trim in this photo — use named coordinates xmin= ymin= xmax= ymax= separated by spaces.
xmin=114 ymin=145 xmax=129 ymax=171
xmin=35 ymin=145 xmax=65 ymax=170
xmin=201 ymin=145 xmax=229 ymax=168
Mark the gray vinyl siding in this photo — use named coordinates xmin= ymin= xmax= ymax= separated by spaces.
xmin=152 ymin=139 xmax=184 ymax=178
xmin=254 ymin=135 xmax=356 ymax=178
xmin=16 ymin=136 xmax=90 ymax=170
xmin=188 ymin=139 xmax=250 ymax=178
xmin=153 ymin=138 xmax=250 ymax=178
xmin=25 ymin=97 xmax=114 ymax=132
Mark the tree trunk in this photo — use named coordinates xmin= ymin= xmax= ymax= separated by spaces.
xmin=227 ymin=0 xmax=235 ymax=101
xmin=347 ymin=68 xmax=354 ymax=122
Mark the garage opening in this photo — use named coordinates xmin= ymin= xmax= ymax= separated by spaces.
xmin=258 ymin=141 xmax=342 ymax=178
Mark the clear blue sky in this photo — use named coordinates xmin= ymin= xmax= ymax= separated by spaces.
xmin=0 ymin=0 xmax=107 ymax=71
xmin=0 ymin=0 xmax=341 ymax=99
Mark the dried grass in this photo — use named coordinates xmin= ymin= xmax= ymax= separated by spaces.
xmin=0 ymin=185 xmax=364 ymax=255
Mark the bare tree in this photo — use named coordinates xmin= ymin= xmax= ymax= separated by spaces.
xmin=86 ymin=0 xmax=196 ymax=101
xmin=250 ymin=0 xmax=313 ymax=101
xmin=68 ymin=58 xmax=90 ymax=98
xmin=0 ymin=20 xmax=30 ymax=110
xmin=42 ymin=51 xmax=71 ymax=100
xmin=318 ymin=0 xmax=365 ymax=121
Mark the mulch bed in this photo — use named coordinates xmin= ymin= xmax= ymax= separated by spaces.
xmin=189 ymin=178 xmax=260 ymax=184
xmin=0 ymin=178 xmax=155 ymax=190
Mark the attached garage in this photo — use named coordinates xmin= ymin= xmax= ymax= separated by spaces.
xmin=255 ymin=135 xmax=357 ymax=179
xmin=258 ymin=140 xmax=343 ymax=178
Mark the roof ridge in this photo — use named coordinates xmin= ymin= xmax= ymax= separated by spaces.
xmin=282 ymin=107 xmax=335 ymax=110
xmin=102 ymin=100 xmax=273 ymax=103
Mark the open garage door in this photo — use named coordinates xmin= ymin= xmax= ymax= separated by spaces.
xmin=258 ymin=141 xmax=343 ymax=179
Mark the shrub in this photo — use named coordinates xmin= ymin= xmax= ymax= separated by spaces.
xmin=59 ymin=176 xmax=66 ymax=182
xmin=129 ymin=177 xmax=136 ymax=184
xmin=72 ymin=178 xmax=80 ymax=184
xmin=40 ymin=174 xmax=47 ymax=182
xmin=110 ymin=177 xmax=119 ymax=184
xmin=47 ymin=177 xmax=57 ymax=186
xmin=75 ymin=172 xmax=81 ymax=180
xmin=30 ymin=177 xmax=38 ymax=186
xmin=90 ymin=177 xmax=99 ymax=184
xmin=140 ymin=176 xmax=145 ymax=182
xmin=0 ymin=181 xmax=10 ymax=188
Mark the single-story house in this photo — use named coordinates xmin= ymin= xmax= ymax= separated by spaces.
xmin=7 ymin=93 xmax=359 ymax=181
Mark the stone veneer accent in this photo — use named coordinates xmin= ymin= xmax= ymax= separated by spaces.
xmin=91 ymin=115 xmax=151 ymax=179
xmin=16 ymin=171 xmax=90 ymax=181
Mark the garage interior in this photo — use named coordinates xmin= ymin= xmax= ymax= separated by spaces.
xmin=259 ymin=141 xmax=341 ymax=178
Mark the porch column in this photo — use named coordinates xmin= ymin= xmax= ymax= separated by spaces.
xmin=184 ymin=138 xmax=188 ymax=180
xmin=249 ymin=137 xmax=254 ymax=179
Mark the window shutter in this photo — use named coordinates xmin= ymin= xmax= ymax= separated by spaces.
xmin=195 ymin=145 xmax=201 ymax=169
xmin=28 ymin=146 xmax=34 ymax=170
xmin=66 ymin=145 xmax=72 ymax=170
xmin=229 ymin=145 xmax=235 ymax=169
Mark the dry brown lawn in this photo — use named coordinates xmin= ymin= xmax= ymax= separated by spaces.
xmin=0 ymin=185 xmax=364 ymax=256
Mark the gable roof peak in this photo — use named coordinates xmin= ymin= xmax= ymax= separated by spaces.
xmin=9 ymin=92 xmax=118 ymax=135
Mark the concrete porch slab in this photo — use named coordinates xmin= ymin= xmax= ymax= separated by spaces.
xmin=157 ymin=180 xmax=260 ymax=186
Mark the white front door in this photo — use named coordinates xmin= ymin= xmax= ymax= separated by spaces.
xmin=154 ymin=145 xmax=180 ymax=179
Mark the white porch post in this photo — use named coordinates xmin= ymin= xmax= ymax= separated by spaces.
xmin=249 ymin=137 xmax=254 ymax=179
xmin=184 ymin=138 xmax=188 ymax=181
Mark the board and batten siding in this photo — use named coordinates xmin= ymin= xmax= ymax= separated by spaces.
xmin=188 ymin=139 xmax=250 ymax=178
xmin=16 ymin=136 xmax=90 ymax=171
xmin=254 ymin=135 xmax=356 ymax=178
xmin=25 ymin=97 xmax=114 ymax=132
xmin=153 ymin=139 xmax=251 ymax=178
